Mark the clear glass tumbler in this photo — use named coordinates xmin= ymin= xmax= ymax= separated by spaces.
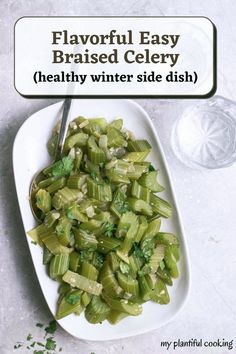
xmin=171 ymin=96 xmax=236 ymax=169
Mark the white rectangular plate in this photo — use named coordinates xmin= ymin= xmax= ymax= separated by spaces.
xmin=13 ymin=99 xmax=190 ymax=341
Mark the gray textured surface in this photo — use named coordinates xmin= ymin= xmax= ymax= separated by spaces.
xmin=1 ymin=1 xmax=236 ymax=353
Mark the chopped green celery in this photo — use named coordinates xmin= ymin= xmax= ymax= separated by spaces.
xmin=127 ymin=198 xmax=153 ymax=216
xmin=74 ymin=148 xmax=83 ymax=170
xmin=97 ymin=235 xmax=121 ymax=254
xmin=46 ymin=177 xmax=66 ymax=194
xmin=38 ymin=176 xmax=58 ymax=188
xmin=138 ymin=171 xmax=164 ymax=192
xmin=52 ymin=187 xmax=83 ymax=210
xmin=119 ymin=213 xmax=138 ymax=254
xmin=169 ymin=244 xmax=180 ymax=261
xmin=116 ymin=250 xmax=129 ymax=264
xmin=35 ymin=189 xmax=51 ymax=214
xmin=98 ymin=134 xmax=108 ymax=151
xmin=131 ymin=181 xmax=150 ymax=203
xmin=58 ymin=282 xmax=71 ymax=294
xmin=56 ymin=289 xmax=82 ymax=319
xmin=123 ymin=151 xmax=150 ymax=162
xmin=69 ymin=251 xmax=80 ymax=272
xmin=102 ymin=293 xmax=142 ymax=316
xmin=142 ymin=219 xmax=161 ymax=242
xmin=49 ymin=254 xmax=70 ymax=279
xmin=107 ymin=310 xmax=128 ymax=324
xmin=135 ymin=216 xmax=148 ymax=242
xmin=110 ymin=188 xmax=129 ymax=218
xmin=87 ymin=178 xmax=112 ymax=202
xmin=106 ymin=170 xmax=130 ymax=184
xmin=74 ymin=228 xmax=98 ymax=251
xmin=87 ymin=136 xmax=106 ymax=163
xmin=156 ymin=232 xmax=179 ymax=246
xmin=93 ymin=211 xmax=112 ymax=223
xmin=127 ymin=139 xmax=151 ymax=152
xmin=62 ymin=270 xmax=103 ymax=295
xmin=55 ymin=216 xmax=72 ymax=246
xmin=117 ymin=271 xmax=139 ymax=297
xmin=43 ymin=156 xmax=74 ymax=178
xmin=164 ymin=246 xmax=179 ymax=278
xmin=99 ymin=262 xmax=124 ymax=297
xmin=41 ymin=233 xmax=72 ymax=255
xmin=106 ymin=252 xmax=120 ymax=272
xmin=138 ymin=274 xmax=156 ymax=301
xmin=83 ymin=159 xmax=100 ymax=175
xmin=129 ymin=253 xmax=144 ymax=277
xmin=116 ymin=211 xmax=136 ymax=238
xmin=149 ymin=245 xmax=165 ymax=272
xmin=43 ymin=244 xmax=53 ymax=265
xmin=150 ymin=194 xmax=172 ymax=218
xmin=83 ymin=118 xmax=107 ymax=134
xmin=127 ymin=163 xmax=149 ymax=180
xmin=107 ymin=127 xmax=127 ymax=148
xmin=108 ymin=119 xmax=123 ymax=130
xmin=80 ymin=219 xmax=102 ymax=233
xmin=64 ymin=132 xmax=88 ymax=151
xmin=156 ymin=266 xmax=173 ymax=286
xmin=81 ymin=261 xmax=98 ymax=281
xmin=81 ymin=292 xmax=92 ymax=307
xmin=66 ymin=203 xmax=88 ymax=222
xmin=150 ymin=278 xmax=170 ymax=304
xmin=85 ymin=296 xmax=110 ymax=323
xmin=44 ymin=210 xmax=60 ymax=228
xmin=67 ymin=173 xmax=88 ymax=189
xmin=27 ymin=224 xmax=54 ymax=245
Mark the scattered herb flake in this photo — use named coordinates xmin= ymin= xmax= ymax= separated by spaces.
xmin=45 ymin=337 xmax=56 ymax=351
xmin=103 ymin=222 xmax=117 ymax=237
xmin=37 ymin=342 xmax=45 ymax=347
xmin=31 ymin=241 xmax=37 ymax=245
xmin=45 ymin=320 xmax=57 ymax=335
xmin=66 ymin=292 xmax=81 ymax=305
xmin=149 ymin=164 xmax=155 ymax=172
xmin=27 ymin=334 xmax=33 ymax=341
xmin=119 ymin=261 xmax=130 ymax=274
xmin=36 ymin=323 xmax=44 ymax=328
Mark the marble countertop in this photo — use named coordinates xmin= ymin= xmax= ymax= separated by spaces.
xmin=1 ymin=1 xmax=236 ymax=353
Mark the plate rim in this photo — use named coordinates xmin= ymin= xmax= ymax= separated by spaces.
xmin=12 ymin=98 xmax=191 ymax=341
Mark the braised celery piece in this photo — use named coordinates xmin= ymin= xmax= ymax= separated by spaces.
xmin=138 ymin=171 xmax=164 ymax=193
xmin=150 ymin=194 xmax=172 ymax=218
xmin=150 ymin=278 xmax=170 ymax=304
xmin=87 ymin=177 xmax=112 ymax=202
xmin=81 ymin=261 xmax=98 ymax=281
xmin=29 ymin=116 xmax=180 ymax=324
xmin=55 ymin=216 xmax=72 ymax=246
xmin=102 ymin=293 xmax=142 ymax=316
xmin=107 ymin=127 xmax=127 ymax=148
xmin=123 ymin=151 xmax=150 ymax=162
xmin=99 ymin=262 xmax=124 ymax=297
xmin=127 ymin=198 xmax=153 ymax=216
xmin=127 ymin=139 xmax=151 ymax=152
xmin=131 ymin=181 xmax=150 ymax=203
xmin=49 ymin=254 xmax=69 ymax=279
xmin=117 ymin=271 xmax=139 ymax=297
xmin=36 ymin=189 xmax=51 ymax=214
xmin=56 ymin=289 xmax=82 ymax=319
xmin=74 ymin=228 xmax=98 ymax=251
xmin=46 ymin=177 xmax=66 ymax=194
xmin=107 ymin=310 xmax=128 ymax=324
xmin=64 ymin=132 xmax=88 ymax=151
xmin=85 ymin=296 xmax=110 ymax=324
xmin=52 ymin=187 xmax=83 ymax=210
xmin=62 ymin=270 xmax=103 ymax=296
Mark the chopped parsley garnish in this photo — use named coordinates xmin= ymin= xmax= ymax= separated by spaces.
xmin=51 ymin=156 xmax=74 ymax=178
xmin=45 ymin=337 xmax=56 ymax=350
xmin=31 ymin=241 xmax=37 ymax=245
xmin=66 ymin=293 xmax=81 ymax=305
xmin=36 ymin=323 xmax=44 ymax=328
xmin=103 ymin=222 xmax=117 ymax=237
xmin=90 ymin=170 xmax=99 ymax=181
xmin=27 ymin=334 xmax=33 ymax=341
xmin=45 ymin=320 xmax=57 ymax=335
xmin=149 ymin=164 xmax=155 ymax=171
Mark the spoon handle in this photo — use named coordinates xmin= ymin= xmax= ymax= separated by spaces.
xmin=54 ymin=98 xmax=72 ymax=161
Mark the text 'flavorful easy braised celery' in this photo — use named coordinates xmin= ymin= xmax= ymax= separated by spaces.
xmin=28 ymin=115 xmax=180 ymax=325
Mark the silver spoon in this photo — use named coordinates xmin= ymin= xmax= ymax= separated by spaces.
xmin=29 ymin=98 xmax=72 ymax=222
